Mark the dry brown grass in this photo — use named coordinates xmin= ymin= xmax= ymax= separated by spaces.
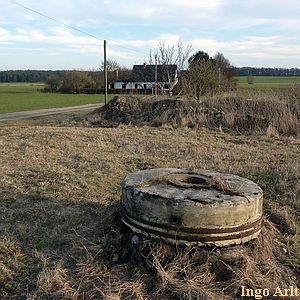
xmin=202 ymin=94 xmax=297 ymax=135
xmin=138 ymin=218 xmax=296 ymax=299
xmin=0 ymin=238 xmax=26 ymax=298
xmin=86 ymin=90 xmax=298 ymax=136
xmin=0 ymin=107 xmax=299 ymax=299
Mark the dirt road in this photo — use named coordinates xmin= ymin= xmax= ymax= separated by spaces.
xmin=0 ymin=103 xmax=104 ymax=122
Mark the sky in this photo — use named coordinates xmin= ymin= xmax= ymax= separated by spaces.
xmin=1 ymin=0 xmax=300 ymax=70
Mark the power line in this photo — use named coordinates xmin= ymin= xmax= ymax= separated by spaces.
xmin=10 ymin=0 xmax=149 ymax=56
xmin=10 ymin=1 xmax=103 ymax=42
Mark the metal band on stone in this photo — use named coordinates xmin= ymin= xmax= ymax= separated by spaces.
xmin=120 ymin=204 xmax=262 ymax=243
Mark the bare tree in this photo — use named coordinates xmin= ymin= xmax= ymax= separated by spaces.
xmin=99 ymin=59 xmax=121 ymax=86
xmin=148 ymin=40 xmax=193 ymax=95
xmin=214 ymin=52 xmax=238 ymax=92
xmin=99 ymin=59 xmax=121 ymax=72
xmin=149 ymin=40 xmax=193 ymax=72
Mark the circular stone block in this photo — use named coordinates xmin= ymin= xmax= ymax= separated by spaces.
xmin=120 ymin=168 xmax=263 ymax=246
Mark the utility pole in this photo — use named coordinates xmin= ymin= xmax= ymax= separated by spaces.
xmin=104 ymin=40 xmax=107 ymax=105
xmin=155 ymin=54 xmax=158 ymax=99
xmin=218 ymin=67 xmax=221 ymax=93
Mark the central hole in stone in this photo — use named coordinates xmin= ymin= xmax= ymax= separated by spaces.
xmin=170 ymin=215 xmax=182 ymax=225
xmin=182 ymin=176 xmax=206 ymax=184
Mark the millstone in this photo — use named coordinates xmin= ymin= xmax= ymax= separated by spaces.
xmin=120 ymin=168 xmax=263 ymax=247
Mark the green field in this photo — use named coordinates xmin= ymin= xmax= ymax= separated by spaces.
xmin=0 ymin=83 xmax=113 ymax=113
xmin=0 ymin=77 xmax=299 ymax=113
xmin=238 ymin=76 xmax=300 ymax=89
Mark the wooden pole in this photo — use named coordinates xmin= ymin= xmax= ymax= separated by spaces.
xmin=104 ymin=40 xmax=107 ymax=105
xmin=155 ymin=54 xmax=158 ymax=99
xmin=218 ymin=67 xmax=221 ymax=93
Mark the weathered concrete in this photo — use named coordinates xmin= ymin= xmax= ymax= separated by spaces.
xmin=120 ymin=168 xmax=263 ymax=246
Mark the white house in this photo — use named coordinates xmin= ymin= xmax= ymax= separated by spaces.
xmin=112 ymin=64 xmax=178 ymax=92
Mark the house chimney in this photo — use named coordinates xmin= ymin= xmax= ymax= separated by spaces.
xmin=114 ymin=69 xmax=119 ymax=81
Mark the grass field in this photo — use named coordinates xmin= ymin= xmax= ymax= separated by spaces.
xmin=1 ymin=76 xmax=299 ymax=113
xmin=238 ymin=76 xmax=300 ymax=89
xmin=0 ymin=87 xmax=299 ymax=299
xmin=0 ymin=83 xmax=113 ymax=113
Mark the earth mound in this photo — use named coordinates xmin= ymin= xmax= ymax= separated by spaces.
xmin=86 ymin=96 xmax=224 ymax=129
xmin=86 ymin=95 xmax=297 ymax=135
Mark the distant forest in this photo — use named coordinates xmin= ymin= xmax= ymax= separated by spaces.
xmin=0 ymin=70 xmax=64 ymax=83
xmin=237 ymin=67 xmax=299 ymax=76
xmin=0 ymin=67 xmax=299 ymax=83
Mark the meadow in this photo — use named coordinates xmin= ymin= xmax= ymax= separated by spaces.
xmin=1 ymin=76 xmax=299 ymax=113
xmin=237 ymin=76 xmax=300 ymax=89
xmin=0 ymin=78 xmax=299 ymax=299
xmin=0 ymin=83 xmax=108 ymax=113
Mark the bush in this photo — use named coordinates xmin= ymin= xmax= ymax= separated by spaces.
xmin=60 ymin=71 xmax=96 ymax=94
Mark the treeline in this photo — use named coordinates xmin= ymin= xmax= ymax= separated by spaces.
xmin=0 ymin=67 xmax=299 ymax=83
xmin=0 ymin=70 xmax=64 ymax=83
xmin=238 ymin=67 xmax=300 ymax=76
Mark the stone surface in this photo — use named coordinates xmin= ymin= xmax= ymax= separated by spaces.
xmin=120 ymin=168 xmax=263 ymax=246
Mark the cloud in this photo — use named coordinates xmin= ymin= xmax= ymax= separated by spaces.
xmin=116 ymin=34 xmax=182 ymax=48
xmin=7 ymin=0 xmax=223 ymax=29
xmin=0 ymin=28 xmax=12 ymax=44
xmin=4 ymin=0 xmax=300 ymax=31
xmin=0 ymin=25 xmax=102 ymax=46
xmin=1 ymin=0 xmax=299 ymax=69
